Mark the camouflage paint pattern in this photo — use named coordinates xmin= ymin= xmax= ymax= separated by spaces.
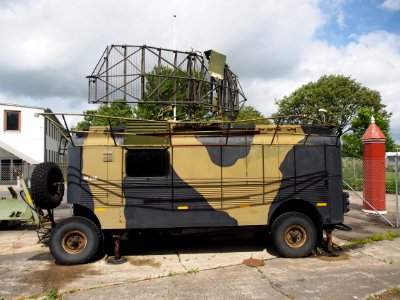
xmin=67 ymin=123 xmax=344 ymax=230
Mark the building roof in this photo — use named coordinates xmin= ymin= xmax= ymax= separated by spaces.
xmin=0 ymin=101 xmax=66 ymax=130
xmin=361 ymin=120 xmax=386 ymax=142
xmin=0 ymin=101 xmax=52 ymax=112
xmin=0 ymin=140 xmax=39 ymax=164
xmin=386 ymin=152 xmax=400 ymax=157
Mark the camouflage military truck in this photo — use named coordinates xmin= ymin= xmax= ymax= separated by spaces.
xmin=30 ymin=117 xmax=349 ymax=265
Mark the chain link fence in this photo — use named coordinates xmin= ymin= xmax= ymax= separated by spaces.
xmin=342 ymin=156 xmax=399 ymax=227
xmin=0 ymin=162 xmax=68 ymax=198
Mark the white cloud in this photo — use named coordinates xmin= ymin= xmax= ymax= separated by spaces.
xmin=0 ymin=0 xmax=399 ymax=140
xmin=0 ymin=0 xmax=324 ymax=124
xmin=299 ymin=32 xmax=400 ymax=133
xmin=380 ymin=0 xmax=400 ymax=11
xmin=244 ymin=30 xmax=400 ymax=141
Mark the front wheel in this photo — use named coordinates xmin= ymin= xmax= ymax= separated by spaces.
xmin=271 ymin=212 xmax=317 ymax=258
xmin=49 ymin=216 xmax=102 ymax=265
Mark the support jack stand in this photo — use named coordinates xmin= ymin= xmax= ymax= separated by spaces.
xmin=321 ymin=229 xmax=341 ymax=257
xmin=107 ymin=234 xmax=127 ymax=264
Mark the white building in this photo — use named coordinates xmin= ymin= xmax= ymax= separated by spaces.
xmin=386 ymin=152 xmax=400 ymax=162
xmin=0 ymin=102 xmax=67 ymax=184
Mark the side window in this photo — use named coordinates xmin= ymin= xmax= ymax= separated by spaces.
xmin=4 ymin=110 xmax=21 ymax=131
xmin=126 ymin=149 xmax=169 ymax=177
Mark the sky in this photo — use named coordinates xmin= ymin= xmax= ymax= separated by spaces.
xmin=0 ymin=0 xmax=399 ymax=141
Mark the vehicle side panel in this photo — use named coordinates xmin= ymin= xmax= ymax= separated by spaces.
xmin=67 ymin=125 xmax=344 ymax=230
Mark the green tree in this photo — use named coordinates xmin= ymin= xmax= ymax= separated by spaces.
xmin=75 ymin=100 xmax=133 ymax=129
xmin=236 ymin=105 xmax=270 ymax=124
xmin=342 ymin=108 xmax=395 ymax=157
xmin=134 ymin=66 xmax=211 ymax=120
xmin=274 ymin=75 xmax=388 ymax=131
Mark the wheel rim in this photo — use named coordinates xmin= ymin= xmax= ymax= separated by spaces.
xmin=62 ymin=230 xmax=88 ymax=254
xmin=284 ymin=225 xmax=307 ymax=248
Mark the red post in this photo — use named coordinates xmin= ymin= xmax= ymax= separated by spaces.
xmin=361 ymin=116 xmax=386 ymax=214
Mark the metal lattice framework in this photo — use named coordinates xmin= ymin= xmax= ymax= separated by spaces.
xmin=87 ymin=45 xmax=246 ymax=120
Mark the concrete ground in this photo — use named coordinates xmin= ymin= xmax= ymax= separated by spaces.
xmin=0 ymin=191 xmax=399 ymax=300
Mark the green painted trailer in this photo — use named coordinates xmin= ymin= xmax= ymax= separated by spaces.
xmin=0 ymin=176 xmax=41 ymax=228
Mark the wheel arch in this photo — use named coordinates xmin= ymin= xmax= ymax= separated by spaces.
xmin=268 ymin=199 xmax=323 ymax=241
xmin=73 ymin=204 xmax=102 ymax=231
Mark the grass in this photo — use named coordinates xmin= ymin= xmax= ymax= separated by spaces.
xmin=43 ymin=288 xmax=59 ymax=300
xmin=167 ymin=271 xmax=184 ymax=277
xmin=63 ymin=289 xmax=80 ymax=295
xmin=386 ymin=172 xmax=400 ymax=194
xmin=368 ymin=286 xmax=400 ymax=299
xmin=391 ymin=287 xmax=400 ymax=296
xmin=187 ymin=267 xmax=199 ymax=274
xmin=167 ymin=268 xmax=200 ymax=277
xmin=345 ymin=230 xmax=400 ymax=249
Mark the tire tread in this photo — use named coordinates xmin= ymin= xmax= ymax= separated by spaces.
xmin=31 ymin=162 xmax=64 ymax=209
xmin=271 ymin=211 xmax=317 ymax=258
xmin=49 ymin=216 xmax=101 ymax=265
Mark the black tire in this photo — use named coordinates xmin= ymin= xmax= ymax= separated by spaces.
xmin=31 ymin=162 xmax=65 ymax=209
xmin=271 ymin=212 xmax=317 ymax=258
xmin=49 ymin=216 xmax=102 ymax=265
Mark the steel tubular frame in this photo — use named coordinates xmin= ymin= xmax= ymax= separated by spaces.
xmin=87 ymin=45 xmax=247 ymax=120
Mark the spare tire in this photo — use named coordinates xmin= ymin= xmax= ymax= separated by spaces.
xmin=31 ymin=162 xmax=65 ymax=209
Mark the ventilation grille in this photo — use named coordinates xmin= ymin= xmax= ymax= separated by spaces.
xmin=103 ymin=151 xmax=113 ymax=162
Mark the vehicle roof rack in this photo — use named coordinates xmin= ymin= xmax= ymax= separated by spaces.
xmin=39 ymin=113 xmax=342 ymax=148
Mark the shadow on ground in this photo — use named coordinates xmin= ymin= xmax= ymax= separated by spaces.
xmin=107 ymin=227 xmax=276 ymax=257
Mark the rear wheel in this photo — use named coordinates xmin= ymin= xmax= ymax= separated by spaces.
xmin=271 ymin=212 xmax=317 ymax=258
xmin=49 ymin=216 xmax=102 ymax=265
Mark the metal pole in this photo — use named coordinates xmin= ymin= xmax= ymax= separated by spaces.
xmin=123 ymin=46 xmax=127 ymax=102
xmin=105 ymin=46 xmax=110 ymax=102
xmin=173 ymin=14 xmax=176 ymax=50
xmin=173 ymin=14 xmax=177 ymax=121
xmin=395 ymin=151 xmax=399 ymax=227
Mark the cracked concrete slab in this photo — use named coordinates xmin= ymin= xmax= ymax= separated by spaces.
xmin=62 ymin=264 xmax=288 ymax=300
xmin=0 ymin=228 xmax=272 ymax=299
xmin=257 ymin=242 xmax=400 ymax=300
xmin=60 ymin=239 xmax=400 ymax=300
xmin=2 ymin=237 xmax=400 ymax=299
xmin=0 ymin=228 xmax=47 ymax=255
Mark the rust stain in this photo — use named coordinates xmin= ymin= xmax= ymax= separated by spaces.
xmin=243 ymin=258 xmax=265 ymax=267
xmin=18 ymin=263 xmax=96 ymax=291
xmin=316 ymin=253 xmax=350 ymax=261
xmin=128 ymin=258 xmax=161 ymax=268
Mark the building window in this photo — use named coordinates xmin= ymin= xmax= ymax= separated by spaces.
xmin=4 ymin=110 xmax=21 ymax=131
xmin=0 ymin=159 xmax=11 ymax=181
xmin=126 ymin=149 xmax=169 ymax=177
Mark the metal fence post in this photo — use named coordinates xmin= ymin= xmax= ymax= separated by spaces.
xmin=395 ymin=151 xmax=399 ymax=228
